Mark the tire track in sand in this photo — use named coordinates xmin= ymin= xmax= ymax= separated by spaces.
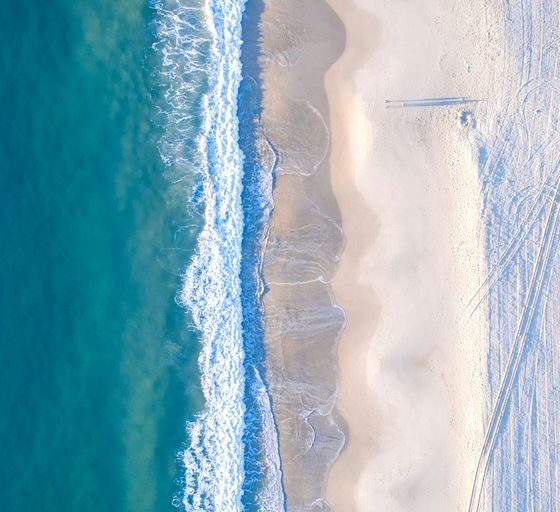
xmin=467 ymin=162 xmax=560 ymax=318
xmin=468 ymin=167 xmax=560 ymax=512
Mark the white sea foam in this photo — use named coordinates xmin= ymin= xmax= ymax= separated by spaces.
xmin=153 ymin=0 xmax=249 ymax=510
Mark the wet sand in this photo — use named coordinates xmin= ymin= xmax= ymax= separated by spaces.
xmin=253 ymin=0 xmax=346 ymax=509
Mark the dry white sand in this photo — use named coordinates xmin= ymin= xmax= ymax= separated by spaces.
xmin=324 ymin=0 xmax=500 ymax=510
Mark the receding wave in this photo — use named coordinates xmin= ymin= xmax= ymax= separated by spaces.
xmin=151 ymin=0 xmax=284 ymax=511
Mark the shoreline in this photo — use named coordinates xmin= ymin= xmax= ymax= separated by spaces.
xmin=324 ymin=0 xmax=492 ymax=510
xmin=255 ymin=0 xmax=347 ymax=509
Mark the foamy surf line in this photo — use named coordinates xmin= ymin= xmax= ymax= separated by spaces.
xmin=152 ymin=0 xmax=284 ymax=511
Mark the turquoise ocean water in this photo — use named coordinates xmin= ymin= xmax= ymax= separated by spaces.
xmin=0 ymin=1 xmax=202 ymax=510
xmin=1 ymin=0 xmax=284 ymax=510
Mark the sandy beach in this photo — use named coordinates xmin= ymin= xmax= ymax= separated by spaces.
xmin=255 ymin=0 xmax=492 ymax=508
xmin=324 ymin=0 xmax=496 ymax=510
xmin=256 ymin=0 xmax=560 ymax=508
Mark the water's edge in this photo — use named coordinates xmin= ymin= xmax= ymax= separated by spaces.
xmin=153 ymin=0 xmax=285 ymax=510
xmin=152 ymin=0 xmax=346 ymax=509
